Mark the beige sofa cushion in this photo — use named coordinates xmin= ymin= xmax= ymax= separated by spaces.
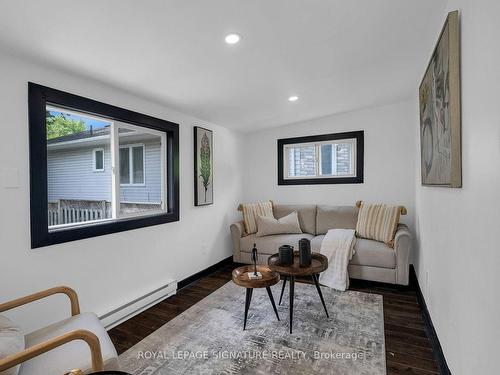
xmin=352 ymin=238 xmax=396 ymax=268
xmin=241 ymin=201 xmax=274 ymax=234
xmin=0 ymin=315 xmax=24 ymax=375
xmin=356 ymin=202 xmax=401 ymax=246
xmin=22 ymin=312 xmax=118 ymax=375
xmin=316 ymin=205 xmax=358 ymax=235
xmin=273 ymin=204 xmax=316 ymax=235
xmin=241 ymin=233 xmax=314 ymax=255
xmin=256 ymin=211 xmax=302 ymax=237
xmin=311 ymin=236 xmax=395 ymax=268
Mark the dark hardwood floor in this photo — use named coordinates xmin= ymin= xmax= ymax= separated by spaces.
xmin=349 ymin=279 xmax=439 ymax=375
xmin=109 ymin=263 xmax=439 ymax=375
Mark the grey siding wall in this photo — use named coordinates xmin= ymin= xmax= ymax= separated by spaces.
xmin=295 ymin=146 xmax=316 ymax=176
xmin=288 ymin=146 xmax=316 ymax=176
xmin=48 ymin=145 xmax=112 ymax=202
xmin=47 ymin=141 xmax=161 ymax=204
xmin=335 ymin=144 xmax=351 ymax=175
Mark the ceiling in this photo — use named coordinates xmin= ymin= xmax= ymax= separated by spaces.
xmin=0 ymin=0 xmax=446 ymax=131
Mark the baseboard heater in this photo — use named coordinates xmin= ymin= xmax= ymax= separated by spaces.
xmin=99 ymin=279 xmax=177 ymax=330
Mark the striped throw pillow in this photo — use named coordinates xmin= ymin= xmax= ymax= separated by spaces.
xmin=355 ymin=202 xmax=401 ymax=247
xmin=241 ymin=201 xmax=274 ymax=234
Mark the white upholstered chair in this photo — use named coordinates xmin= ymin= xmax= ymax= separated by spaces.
xmin=0 ymin=286 xmax=119 ymax=375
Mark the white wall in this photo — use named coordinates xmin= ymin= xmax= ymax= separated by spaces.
xmin=414 ymin=1 xmax=500 ymax=374
xmin=242 ymin=100 xmax=417 ymax=246
xmin=0 ymin=52 xmax=243 ymax=332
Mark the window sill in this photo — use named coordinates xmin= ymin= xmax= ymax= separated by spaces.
xmin=38 ymin=211 xmax=178 ymax=248
xmin=278 ymin=176 xmax=363 ymax=185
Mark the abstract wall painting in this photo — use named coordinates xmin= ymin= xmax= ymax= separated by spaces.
xmin=194 ymin=126 xmax=213 ymax=205
xmin=419 ymin=10 xmax=462 ymax=187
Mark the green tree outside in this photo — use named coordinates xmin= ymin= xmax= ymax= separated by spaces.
xmin=46 ymin=111 xmax=86 ymax=140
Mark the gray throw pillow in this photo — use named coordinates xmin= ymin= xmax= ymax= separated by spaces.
xmin=256 ymin=211 xmax=302 ymax=237
xmin=0 ymin=315 xmax=25 ymax=375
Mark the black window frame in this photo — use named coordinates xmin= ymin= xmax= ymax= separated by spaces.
xmin=29 ymin=82 xmax=180 ymax=249
xmin=277 ymin=131 xmax=364 ymax=185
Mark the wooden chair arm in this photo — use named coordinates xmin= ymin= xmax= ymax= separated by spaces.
xmin=0 ymin=329 xmax=104 ymax=372
xmin=0 ymin=286 xmax=80 ymax=316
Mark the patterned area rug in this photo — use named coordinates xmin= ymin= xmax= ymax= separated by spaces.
xmin=119 ymin=281 xmax=385 ymax=374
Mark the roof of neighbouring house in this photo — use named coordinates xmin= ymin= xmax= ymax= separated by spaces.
xmin=47 ymin=126 xmax=140 ymax=147
xmin=47 ymin=125 xmax=112 ymax=145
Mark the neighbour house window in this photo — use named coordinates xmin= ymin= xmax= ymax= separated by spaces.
xmin=119 ymin=145 xmax=145 ymax=185
xmin=29 ymin=83 xmax=179 ymax=248
xmin=286 ymin=141 xmax=355 ymax=177
xmin=93 ymin=148 xmax=104 ymax=171
xmin=278 ymin=131 xmax=364 ymax=185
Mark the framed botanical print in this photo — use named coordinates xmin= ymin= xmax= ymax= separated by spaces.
xmin=419 ymin=10 xmax=462 ymax=187
xmin=194 ymin=126 xmax=213 ymax=205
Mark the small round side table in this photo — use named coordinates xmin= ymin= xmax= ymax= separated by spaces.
xmin=268 ymin=251 xmax=329 ymax=333
xmin=232 ymin=265 xmax=281 ymax=330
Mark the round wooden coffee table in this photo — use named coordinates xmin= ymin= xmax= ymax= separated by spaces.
xmin=232 ymin=265 xmax=280 ymax=330
xmin=268 ymin=251 xmax=329 ymax=333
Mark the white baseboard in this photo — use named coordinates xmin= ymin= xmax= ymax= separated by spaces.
xmin=99 ymin=279 xmax=177 ymax=330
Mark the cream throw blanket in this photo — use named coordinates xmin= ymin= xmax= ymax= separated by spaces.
xmin=319 ymin=229 xmax=357 ymax=291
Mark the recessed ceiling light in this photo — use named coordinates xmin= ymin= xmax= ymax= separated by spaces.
xmin=288 ymin=96 xmax=299 ymax=102
xmin=225 ymin=33 xmax=241 ymax=45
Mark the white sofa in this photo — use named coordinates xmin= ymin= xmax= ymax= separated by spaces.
xmin=231 ymin=204 xmax=411 ymax=285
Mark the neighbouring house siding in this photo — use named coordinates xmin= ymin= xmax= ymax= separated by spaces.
xmin=48 ymin=145 xmax=112 ymax=202
xmin=288 ymin=146 xmax=316 ymax=176
xmin=47 ymin=140 xmax=162 ymax=204
xmin=335 ymin=144 xmax=351 ymax=175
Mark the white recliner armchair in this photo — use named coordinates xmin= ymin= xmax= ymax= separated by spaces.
xmin=0 ymin=286 xmax=119 ymax=375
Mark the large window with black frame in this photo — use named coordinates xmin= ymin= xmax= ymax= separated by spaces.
xmin=29 ymin=83 xmax=179 ymax=248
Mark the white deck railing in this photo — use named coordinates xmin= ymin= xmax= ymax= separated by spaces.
xmin=48 ymin=199 xmax=109 ymax=226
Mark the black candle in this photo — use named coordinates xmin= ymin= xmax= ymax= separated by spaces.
xmin=279 ymin=245 xmax=294 ymax=265
xmin=299 ymin=238 xmax=311 ymax=267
